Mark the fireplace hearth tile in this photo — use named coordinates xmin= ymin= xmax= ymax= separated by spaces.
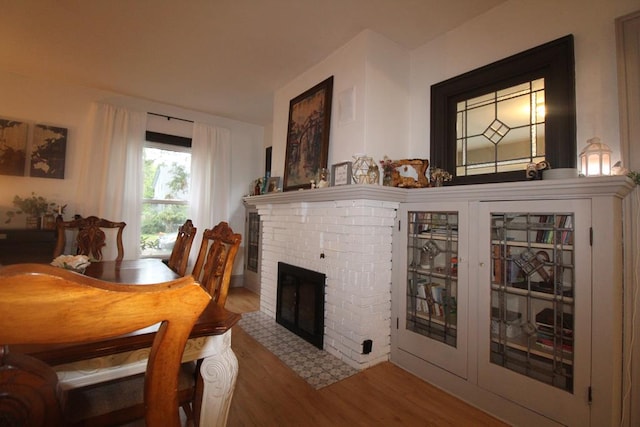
xmin=239 ymin=311 xmax=357 ymax=389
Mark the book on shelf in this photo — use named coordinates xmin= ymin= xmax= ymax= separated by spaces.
xmin=537 ymin=324 xmax=573 ymax=339
xmin=415 ymin=282 xmax=453 ymax=318
xmin=415 ymin=280 xmax=430 ymax=313
xmin=535 ymin=308 xmax=573 ymax=335
xmin=493 ymin=245 xmax=503 ymax=284
xmin=535 ymin=305 xmax=574 ymax=353
xmin=536 ymin=337 xmax=574 ymax=353
xmin=536 ymin=215 xmax=550 ymax=243
xmin=536 ymin=214 xmax=574 ymax=245
xmin=429 ymin=284 xmax=444 ymax=316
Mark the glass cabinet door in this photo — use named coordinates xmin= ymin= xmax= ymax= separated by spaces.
xmin=490 ymin=211 xmax=575 ymax=390
xmin=477 ymin=200 xmax=591 ymax=426
xmin=397 ymin=203 xmax=468 ymax=379
xmin=246 ymin=211 xmax=260 ymax=272
xmin=406 ymin=211 xmax=459 ymax=347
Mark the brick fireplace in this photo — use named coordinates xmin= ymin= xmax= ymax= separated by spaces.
xmin=249 ymin=185 xmax=402 ymax=370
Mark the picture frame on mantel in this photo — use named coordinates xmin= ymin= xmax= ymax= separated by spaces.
xmin=283 ymin=76 xmax=333 ymax=192
xmin=331 ymin=161 xmax=352 ymax=186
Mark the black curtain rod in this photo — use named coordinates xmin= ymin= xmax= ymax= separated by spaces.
xmin=148 ymin=112 xmax=194 ymax=124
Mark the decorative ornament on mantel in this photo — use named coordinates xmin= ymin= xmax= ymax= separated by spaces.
xmin=579 ymin=137 xmax=612 ymax=176
xmin=352 ymin=154 xmax=379 ymax=184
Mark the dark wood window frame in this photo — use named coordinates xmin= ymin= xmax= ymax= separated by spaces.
xmin=430 ymin=35 xmax=576 ymax=185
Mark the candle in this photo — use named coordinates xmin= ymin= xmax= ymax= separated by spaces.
xmin=58 ymin=206 xmax=62 ymax=215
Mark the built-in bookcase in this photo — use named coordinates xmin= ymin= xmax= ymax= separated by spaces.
xmin=391 ymin=177 xmax=633 ymax=427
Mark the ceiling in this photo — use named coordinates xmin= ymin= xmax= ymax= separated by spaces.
xmin=0 ymin=0 xmax=504 ymax=126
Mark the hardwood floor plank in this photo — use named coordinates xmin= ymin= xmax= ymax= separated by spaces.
xmin=226 ymin=287 xmax=509 ymax=427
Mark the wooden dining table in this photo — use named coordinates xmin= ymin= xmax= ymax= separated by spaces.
xmin=17 ymin=258 xmax=241 ymax=427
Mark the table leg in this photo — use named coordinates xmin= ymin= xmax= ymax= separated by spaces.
xmin=196 ymin=330 xmax=238 ymax=427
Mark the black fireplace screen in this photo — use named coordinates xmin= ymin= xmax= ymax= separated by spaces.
xmin=276 ymin=262 xmax=326 ymax=349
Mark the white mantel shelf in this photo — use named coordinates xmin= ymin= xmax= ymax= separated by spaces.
xmin=243 ymin=176 xmax=635 ymax=206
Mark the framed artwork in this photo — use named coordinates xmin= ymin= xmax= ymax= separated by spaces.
xmin=331 ymin=161 xmax=352 ymax=186
xmin=30 ymin=124 xmax=67 ymax=179
xmin=0 ymin=118 xmax=28 ymax=176
xmin=283 ymin=76 xmax=333 ymax=192
xmin=0 ymin=118 xmax=68 ymax=179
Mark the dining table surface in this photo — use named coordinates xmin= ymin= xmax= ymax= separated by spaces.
xmin=15 ymin=257 xmax=241 ymax=366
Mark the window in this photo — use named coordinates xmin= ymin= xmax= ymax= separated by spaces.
xmin=431 ymin=35 xmax=576 ymax=185
xmin=141 ymin=132 xmax=191 ymax=257
xmin=456 ymin=78 xmax=545 ymax=176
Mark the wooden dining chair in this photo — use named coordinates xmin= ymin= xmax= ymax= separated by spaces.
xmin=192 ymin=221 xmax=242 ymax=307
xmin=0 ymin=263 xmax=210 ymax=427
xmin=183 ymin=222 xmax=241 ymax=423
xmin=54 ymin=215 xmax=126 ymax=261
xmin=167 ymin=219 xmax=197 ymax=276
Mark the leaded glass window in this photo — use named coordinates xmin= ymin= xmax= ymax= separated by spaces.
xmin=430 ymin=35 xmax=576 ymax=186
xmin=456 ymin=79 xmax=545 ymax=177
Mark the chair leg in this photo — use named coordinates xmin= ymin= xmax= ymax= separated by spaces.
xmin=181 ymin=402 xmax=195 ymax=427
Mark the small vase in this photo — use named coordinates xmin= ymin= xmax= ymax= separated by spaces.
xmin=26 ymin=215 xmax=41 ymax=230
xmin=383 ymin=170 xmax=393 ymax=186
xmin=42 ymin=213 xmax=56 ymax=230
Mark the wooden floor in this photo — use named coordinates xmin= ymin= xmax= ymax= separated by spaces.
xmin=225 ymin=287 xmax=509 ymax=427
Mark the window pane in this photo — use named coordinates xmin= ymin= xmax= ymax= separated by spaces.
xmin=141 ymin=145 xmax=191 ymax=258
xmin=144 ymin=147 xmax=190 ymax=201
xmin=141 ymin=203 xmax=189 ymax=257
xmin=497 ymin=127 xmax=531 ymax=161
xmin=456 ymin=79 xmax=545 ymax=177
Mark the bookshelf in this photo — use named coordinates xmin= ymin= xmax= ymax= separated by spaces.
xmin=391 ymin=177 xmax=633 ymax=426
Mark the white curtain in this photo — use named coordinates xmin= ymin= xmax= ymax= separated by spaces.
xmin=189 ymin=122 xmax=231 ymax=266
xmin=78 ymin=103 xmax=146 ymax=260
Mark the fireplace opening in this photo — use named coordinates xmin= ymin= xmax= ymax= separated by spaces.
xmin=276 ymin=262 xmax=326 ymax=349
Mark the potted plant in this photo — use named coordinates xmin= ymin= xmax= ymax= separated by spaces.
xmin=5 ymin=192 xmax=58 ymax=229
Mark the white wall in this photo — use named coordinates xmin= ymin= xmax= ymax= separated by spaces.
xmin=271 ymin=30 xmax=410 ymax=181
xmin=0 ymin=70 xmax=263 ymax=274
xmin=410 ymin=0 xmax=640 ymax=166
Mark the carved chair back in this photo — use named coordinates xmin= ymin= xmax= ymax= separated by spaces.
xmin=167 ymin=219 xmax=197 ymax=277
xmin=54 ymin=215 xmax=126 ymax=261
xmin=0 ymin=263 xmax=210 ymax=427
xmin=192 ymin=221 xmax=242 ymax=307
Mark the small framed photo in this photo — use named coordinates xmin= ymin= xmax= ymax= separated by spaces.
xmin=267 ymin=176 xmax=282 ymax=193
xmin=331 ymin=162 xmax=352 ymax=186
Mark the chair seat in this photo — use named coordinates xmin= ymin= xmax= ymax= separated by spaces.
xmin=64 ymin=363 xmax=197 ymax=426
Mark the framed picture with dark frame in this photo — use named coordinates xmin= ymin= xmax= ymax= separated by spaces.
xmin=283 ymin=76 xmax=333 ymax=192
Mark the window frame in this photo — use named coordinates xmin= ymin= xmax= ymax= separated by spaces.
xmin=430 ymin=35 xmax=576 ymax=185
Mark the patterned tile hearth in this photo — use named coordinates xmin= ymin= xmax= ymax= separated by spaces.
xmin=238 ymin=311 xmax=358 ymax=389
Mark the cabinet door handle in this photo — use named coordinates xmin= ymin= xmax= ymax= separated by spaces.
xmin=479 ymin=262 xmax=485 ymax=267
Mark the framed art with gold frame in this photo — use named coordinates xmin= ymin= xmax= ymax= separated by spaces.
xmin=283 ymin=76 xmax=334 ymax=192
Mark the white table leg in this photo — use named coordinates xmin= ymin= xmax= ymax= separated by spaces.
xmin=197 ymin=329 xmax=238 ymax=427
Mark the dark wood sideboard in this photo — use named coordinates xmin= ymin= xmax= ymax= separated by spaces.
xmin=0 ymin=229 xmax=57 ymax=265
